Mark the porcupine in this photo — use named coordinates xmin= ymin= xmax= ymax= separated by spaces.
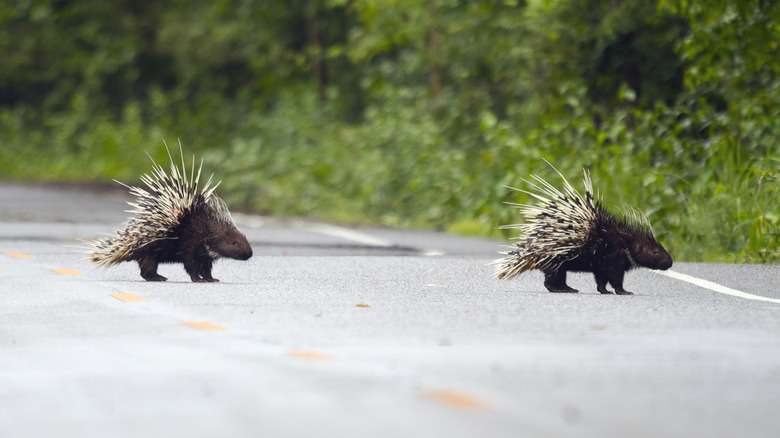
xmin=87 ymin=144 xmax=253 ymax=282
xmin=494 ymin=164 xmax=672 ymax=294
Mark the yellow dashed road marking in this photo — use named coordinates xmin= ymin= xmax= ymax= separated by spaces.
xmin=182 ymin=321 xmax=228 ymax=331
xmin=421 ymin=389 xmax=491 ymax=411
xmin=109 ymin=293 xmax=148 ymax=302
xmin=284 ymin=350 xmax=335 ymax=362
xmin=4 ymin=252 xmax=35 ymax=259
xmin=51 ymin=268 xmax=83 ymax=276
xmin=355 ymin=304 xmax=372 ymax=308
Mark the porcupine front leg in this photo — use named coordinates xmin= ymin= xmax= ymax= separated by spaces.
xmin=608 ymin=269 xmax=633 ymax=295
xmin=183 ymin=254 xmax=219 ymax=283
xmin=543 ymin=269 xmax=579 ymax=293
xmin=197 ymin=259 xmax=219 ymax=283
xmin=138 ymin=257 xmax=167 ymax=282
xmin=596 ymin=269 xmax=633 ymax=295
xmin=594 ymin=272 xmax=613 ymax=294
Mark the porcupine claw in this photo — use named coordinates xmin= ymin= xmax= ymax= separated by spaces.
xmin=597 ymin=284 xmax=634 ymax=295
xmin=549 ymin=288 xmax=580 ymax=293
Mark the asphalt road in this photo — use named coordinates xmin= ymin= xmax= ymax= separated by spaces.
xmin=1 ymin=182 xmax=779 ymax=438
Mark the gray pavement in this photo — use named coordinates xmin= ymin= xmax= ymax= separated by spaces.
xmin=1 ymin=182 xmax=780 ymax=438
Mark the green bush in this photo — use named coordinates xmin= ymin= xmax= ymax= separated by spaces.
xmin=1 ymin=0 xmax=778 ymax=263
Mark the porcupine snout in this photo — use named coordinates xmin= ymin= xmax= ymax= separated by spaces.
xmin=221 ymin=229 xmax=253 ymax=261
xmin=235 ymin=237 xmax=253 ymax=260
xmin=651 ymin=245 xmax=673 ymax=270
xmin=631 ymin=237 xmax=673 ymax=270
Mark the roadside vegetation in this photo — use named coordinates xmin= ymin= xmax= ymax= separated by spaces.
xmin=1 ymin=0 xmax=777 ymax=262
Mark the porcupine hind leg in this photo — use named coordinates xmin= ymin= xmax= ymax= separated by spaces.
xmin=138 ymin=257 xmax=167 ymax=282
xmin=543 ymin=269 xmax=579 ymax=293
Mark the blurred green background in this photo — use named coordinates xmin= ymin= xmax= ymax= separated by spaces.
xmin=1 ymin=0 xmax=778 ymax=262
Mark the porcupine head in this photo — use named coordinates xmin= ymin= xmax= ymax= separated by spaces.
xmin=619 ymin=221 xmax=673 ymax=271
xmin=87 ymin=144 xmax=252 ymax=282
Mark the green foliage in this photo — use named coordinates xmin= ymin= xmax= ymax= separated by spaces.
xmin=0 ymin=0 xmax=778 ymax=263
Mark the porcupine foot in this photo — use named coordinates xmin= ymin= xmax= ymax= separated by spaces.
xmin=596 ymin=277 xmax=613 ymax=294
xmin=543 ymin=270 xmax=579 ymax=293
xmin=186 ymin=258 xmax=220 ymax=283
xmin=595 ymin=273 xmax=633 ymax=295
xmin=190 ymin=273 xmax=220 ymax=283
xmin=612 ymin=283 xmax=634 ymax=295
xmin=139 ymin=258 xmax=167 ymax=281
xmin=143 ymin=273 xmax=168 ymax=282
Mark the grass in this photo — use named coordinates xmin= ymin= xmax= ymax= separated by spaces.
xmin=1 ymin=89 xmax=777 ymax=264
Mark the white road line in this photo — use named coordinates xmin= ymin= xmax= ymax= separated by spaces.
xmin=306 ymin=223 xmax=395 ymax=247
xmin=307 ymin=223 xmax=448 ymax=256
xmin=235 ymin=213 xmax=445 ymax=255
xmin=655 ymin=269 xmax=780 ymax=304
xmin=233 ymin=214 xmax=395 ymax=247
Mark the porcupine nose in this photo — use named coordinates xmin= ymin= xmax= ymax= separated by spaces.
xmin=232 ymin=242 xmax=252 ymax=260
xmin=656 ymin=249 xmax=673 ymax=270
xmin=230 ymin=234 xmax=253 ymax=260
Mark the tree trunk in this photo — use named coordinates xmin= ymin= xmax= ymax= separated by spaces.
xmin=306 ymin=0 xmax=327 ymax=102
